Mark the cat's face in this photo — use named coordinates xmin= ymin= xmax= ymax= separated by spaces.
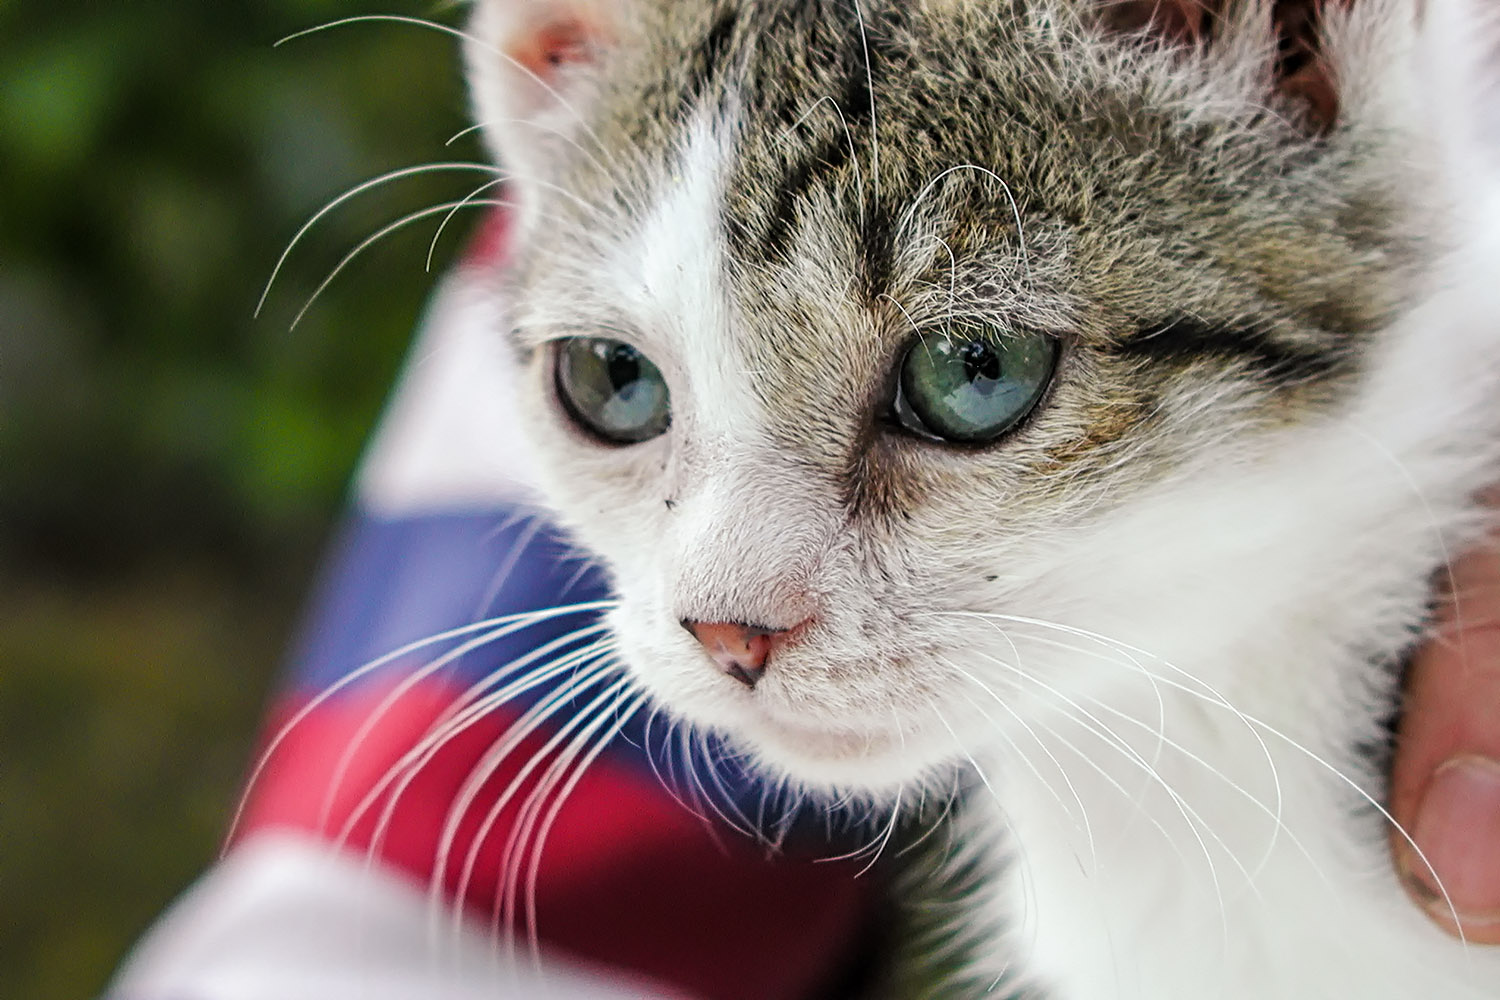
xmin=469 ymin=0 xmax=1449 ymax=795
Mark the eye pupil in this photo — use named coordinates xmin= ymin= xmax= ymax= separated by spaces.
xmin=961 ymin=341 xmax=1002 ymax=385
xmin=607 ymin=344 xmax=641 ymax=389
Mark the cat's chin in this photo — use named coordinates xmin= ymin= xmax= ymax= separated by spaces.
xmin=728 ymin=709 xmax=953 ymax=796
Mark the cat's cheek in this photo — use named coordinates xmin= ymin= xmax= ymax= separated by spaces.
xmin=516 ymin=405 xmax=676 ymax=555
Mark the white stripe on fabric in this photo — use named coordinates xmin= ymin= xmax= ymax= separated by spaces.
xmin=356 ymin=269 xmax=541 ymax=517
xmin=107 ymin=833 xmax=696 ymax=1000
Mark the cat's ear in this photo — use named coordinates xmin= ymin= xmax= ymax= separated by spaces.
xmin=1096 ymin=0 xmax=1216 ymax=45
xmin=464 ymin=0 xmax=626 ymax=220
xmin=1264 ymin=0 xmax=1349 ymax=130
xmin=1094 ymin=1 xmax=1357 ymax=132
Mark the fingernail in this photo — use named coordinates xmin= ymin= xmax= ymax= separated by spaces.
xmin=1399 ymin=755 xmax=1500 ymax=927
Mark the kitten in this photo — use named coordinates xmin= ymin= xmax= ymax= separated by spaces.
xmin=466 ymin=0 xmax=1500 ymax=996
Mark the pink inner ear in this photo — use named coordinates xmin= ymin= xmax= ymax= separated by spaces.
xmin=1098 ymin=0 xmax=1352 ymax=134
xmin=511 ymin=17 xmax=598 ymax=82
xmin=1273 ymin=0 xmax=1349 ymax=132
xmin=1098 ymin=0 xmax=1216 ymax=46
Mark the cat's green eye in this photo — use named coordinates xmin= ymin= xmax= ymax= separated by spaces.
xmin=892 ymin=326 xmax=1058 ymax=444
xmin=555 ymin=336 xmax=671 ymax=444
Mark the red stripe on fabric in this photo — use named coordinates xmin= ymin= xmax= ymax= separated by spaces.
xmin=238 ymin=683 xmax=876 ymax=1000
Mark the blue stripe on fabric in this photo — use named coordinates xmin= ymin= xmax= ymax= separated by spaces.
xmin=283 ymin=507 xmax=610 ymax=696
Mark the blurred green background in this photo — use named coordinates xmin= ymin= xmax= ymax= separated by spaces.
xmin=2 ymin=3 xmax=489 ymax=996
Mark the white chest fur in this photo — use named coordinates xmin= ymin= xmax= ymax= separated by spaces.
xmin=970 ymin=643 xmax=1500 ymax=1000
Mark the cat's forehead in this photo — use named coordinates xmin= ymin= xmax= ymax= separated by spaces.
xmin=530 ymin=0 xmax=1404 ymax=342
xmin=522 ymin=6 xmax=1086 ymax=366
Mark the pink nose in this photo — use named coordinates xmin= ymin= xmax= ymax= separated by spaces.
xmin=681 ymin=620 xmax=783 ymax=688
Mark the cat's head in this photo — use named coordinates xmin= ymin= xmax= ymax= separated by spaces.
xmin=466 ymin=0 xmax=1498 ymax=796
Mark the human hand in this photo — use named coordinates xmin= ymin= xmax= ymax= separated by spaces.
xmin=1391 ymin=528 xmax=1500 ymax=943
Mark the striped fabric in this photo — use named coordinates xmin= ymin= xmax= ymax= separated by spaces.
xmin=108 ymin=215 xmax=884 ymax=1000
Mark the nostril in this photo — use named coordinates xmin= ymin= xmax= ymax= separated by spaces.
xmin=680 ymin=619 xmax=781 ymax=688
xmin=722 ymin=660 xmax=764 ymax=689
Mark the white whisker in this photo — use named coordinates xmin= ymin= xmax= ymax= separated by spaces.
xmin=275 ymin=15 xmax=611 ymax=159
xmin=472 ymin=517 xmax=547 ymax=621
xmin=256 ymin=161 xmax=503 ymax=317
xmin=227 ymin=601 xmax=615 ymax=847
xmin=898 ymin=163 xmax=1030 ymax=286
xmin=936 ymin=656 xmax=1098 ymax=869
xmin=451 ymin=115 xmax=618 ymax=177
xmin=773 ymin=94 xmax=865 ymax=225
xmin=932 ymin=609 xmax=1284 ymax=877
xmin=486 ymin=676 xmax=637 ymax=950
xmin=427 ymin=176 xmax=509 ymax=271
xmin=290 ymin=198 xmax=511 ymax=330
xmin=679 ymin=724 xmax=755 ymax=842
xmin=320 ymin=619 xmax=612 ymax=833
xmin=443 ymin=666 xmax=626 ymax=923
xmin=964 ymin=644 xmax=1241 ymax=948
xmin=1344 ymin=424 xmax=1466 ymax=646
xmin=337 ymin=630 xmax=615 ymax=854
xmin=1010 ymin=629 xmax=1307 ymax=886
xmin=640 ymin=706 xmax=717 ymax=834
xmin=516 ymin=692 xmax=648 ymax=964
xmin=850 ymin=0 xmax=880 ymax=207
xmin=693 ymin=728 xmax=761 ymax=841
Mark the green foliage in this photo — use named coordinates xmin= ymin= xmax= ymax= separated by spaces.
xmin=1 ymin=0 xmax=487 ymax=569
xmin=0 ymin=2 xmax=491 ymax=997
